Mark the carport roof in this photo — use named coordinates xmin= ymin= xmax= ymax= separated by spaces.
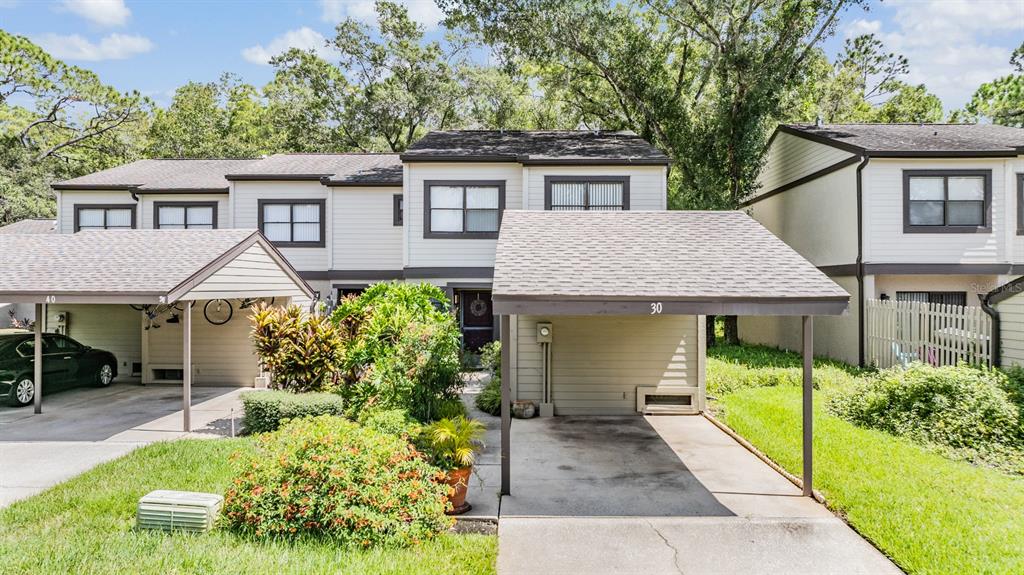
xmin=492 ymin=211 xmax=850 ymax=316
xmin=0 ymin=229 xmax=313 ymax=304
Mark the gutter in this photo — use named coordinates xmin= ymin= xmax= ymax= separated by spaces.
xmin=979 ymin=293 xmax=1000 ymax=367
xmin=855 ymin=154 xmax=870 ymax=367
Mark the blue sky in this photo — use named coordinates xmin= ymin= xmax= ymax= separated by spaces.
xmin=2 ymin=0 xmax=1022 ymax=111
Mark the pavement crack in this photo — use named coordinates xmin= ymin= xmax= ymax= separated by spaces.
xmin=647 ymin=520 xmax=685 ymax=575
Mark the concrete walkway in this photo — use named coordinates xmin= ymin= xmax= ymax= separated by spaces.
xmin=493 ymin=415 xmax=902 ymax=575
xmin=0 ymin=383 xmax=244 ymax=507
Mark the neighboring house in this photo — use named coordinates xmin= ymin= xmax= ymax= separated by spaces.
xmin=0 ymin=218 xmax=56 ymax=324
xmin=739 ymin=123 xmax=1024 ymax=366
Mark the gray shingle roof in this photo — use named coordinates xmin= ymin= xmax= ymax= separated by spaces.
xmin=493 ymin=210 xmax=849 ymax=303
xmin=0 ymin=229 xmax=265 ymax=298
xmin=401 ymin=130 xmax=671 ymax=165
xmin=226 ymin=153 xmax=403 ymax=185
xmin=782 ymin=123 xmax=1024 ymax=156
xmin=53 ymin=159 xmax=257 ymax=191
xmin=0 ymin=219 xmax=56 ymax=235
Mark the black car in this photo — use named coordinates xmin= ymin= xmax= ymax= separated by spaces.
xmin=0 ymin=331 xmax=118 ymax=407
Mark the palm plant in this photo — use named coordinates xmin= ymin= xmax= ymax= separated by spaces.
xmin=425 ymin=416 xmax=486 ymax=470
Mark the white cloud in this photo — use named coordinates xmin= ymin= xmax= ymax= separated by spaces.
xmin=319 ymin=0 xmax=444 ymax=31
xmin=241 ymin=27 xmax=332 ymax=65
xmin=35 ymin=32 xmax=154 ymax=61
xmin=841 ymin=0 xmax=1024 ymax=110
xmin=61 ymin=0 xmax=130 ymax=27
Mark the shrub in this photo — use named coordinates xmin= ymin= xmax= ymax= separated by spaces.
xmin=222 ymin=415 xmax=452 ymax=546
xmin=332 ymin=282 xmax=462 ymax=421
xmin=829 ymin=363 xmax=1024 ymax=451
xmin=435 ymin=397 xmax=468 ymax=420
xmin=357 ymin=407 xmax=421 ymax=439
xmin=475 ymin=378 xmax=502 ymax=416
xmin=250 ymin=304 xmax=344 ymax=392
xmin=479 ymin=340 xmax=501 ymax=374
xmin=240 ymin=390 xmax=346 ymax=434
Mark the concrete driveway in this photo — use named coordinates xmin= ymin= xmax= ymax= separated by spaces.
xmin=483 ymin=414 xmax=902 ymax=575
xmin=0 ymin=383 xmax=244 ymax=507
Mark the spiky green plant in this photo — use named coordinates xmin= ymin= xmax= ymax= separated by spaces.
xmin=425 ymin=416 xmax=486 ymax=470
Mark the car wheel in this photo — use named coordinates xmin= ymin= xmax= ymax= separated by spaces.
xmin=96 ymin=364 xmax=114 ymax=387
xmin=10 ymin=377 xmax=34 ymax=407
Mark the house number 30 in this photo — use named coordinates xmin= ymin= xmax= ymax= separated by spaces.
xmin=650 ymin=302 xmax=663 ymax=314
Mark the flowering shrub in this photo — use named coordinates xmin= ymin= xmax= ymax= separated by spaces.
xmin=250 ymin=304 xmax=344 ymax=392
xmin=222 ymin=415 xmax=453 ymax=547
xmin=332 ymin=282 xmax=462 ymax=421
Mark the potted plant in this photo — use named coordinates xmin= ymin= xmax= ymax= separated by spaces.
xmin=425 ymin=416 xmax=485 ymax=515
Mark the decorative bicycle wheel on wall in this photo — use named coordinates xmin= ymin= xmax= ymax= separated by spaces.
xmin=203 ymin=299 xmax=234 ymax=325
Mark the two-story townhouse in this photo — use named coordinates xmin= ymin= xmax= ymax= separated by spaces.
xmin=739 ymin=123 xmax=1024 ymax=366
xmin=7 ymin=129 xmax=851 ymax=446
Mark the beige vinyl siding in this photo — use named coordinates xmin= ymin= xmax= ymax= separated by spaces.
xmin=139 ymin=194 xmax=229 ymax=229
xmin=739 ymin=275 xmax=860 ymax=366
xmin=997 ymin=290 xmax=1024 ymax=367
xmin=524 ymin=165 xmax=667 ymax=210
xmin=232 ymin=180 xmax=329 ymax=271
xmin=863 ymin=158 xmax=1009 ymax=264
xmin=756 ymin=131 xmax=855 ymax=193
xmin=182 ymin=242 xmax=308 ymax=301
xmin=405 ymin=163 xmax=523 ymax=268
xmin=513 ymin=315 xmax=699 ymax=415
xmin=332 ymin=186 xmax=403 ymax=270
xmin=46 ymin=304 xmax=142 ymax=381
xmin=747 ymin=162 xmax=858 ymax=267
xmin=144 ymin=304 xmax=257 ymax=386
xmin=872 ymin=274 xmax=999 ymax=308
xmin=57 ymin=190 xmax=137 ymax=234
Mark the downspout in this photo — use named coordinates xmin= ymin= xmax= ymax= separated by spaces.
xmin=855 ymin=155 xmax=870 ymax=367
xmin=980 ymin=293 xmax=1001 ymax=367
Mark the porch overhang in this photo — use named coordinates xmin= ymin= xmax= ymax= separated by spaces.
xmin=0 ymin=228 xmax=315 ymax=430
xmin=492 ymin=210 xmax=849 ymax=502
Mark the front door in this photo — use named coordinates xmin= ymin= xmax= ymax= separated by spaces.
xmin=458 ymin=290 xmax=494 ymax=351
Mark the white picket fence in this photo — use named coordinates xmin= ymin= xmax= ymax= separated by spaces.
xmin=865 ymin=298 xmax=993 ymax=369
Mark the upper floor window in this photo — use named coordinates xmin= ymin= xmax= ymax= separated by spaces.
xmin=75 ymin=204 xmax=135 ymax=232
xmin=155 ymin=202 xmax=217 ymax=230
xmin=257 ymin=199 xmax=326 ymax=247
xmin=1016 ymin=173 xmax=1024 ymax=235
xmin=545 ymin=176 xmax=630 ymax=211
xmin=903 ymin=170 xmax=991 ymax=233
xmin=424 ymin=180 xmax=504 ymax=239
xmin=394 ymin=194 xmax=404 ymax=226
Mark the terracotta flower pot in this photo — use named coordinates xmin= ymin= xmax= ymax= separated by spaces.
xmin=443 ymin=466 xmax=473 ymax=515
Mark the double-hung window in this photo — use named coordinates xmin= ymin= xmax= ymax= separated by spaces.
xmin=424 ymin=181 xmax=504 ymax=238
xmin=75 ymin=205 xmax=135 ymax=231
xmin=904 ymin=170 xmax=991 ymax=233
xmin=258 ymin=199 xmax=326 ymax=247
xmin=154 ymin=202 xmax=217 ymax=229
xmin=545 ymin=176 xmax=629 ymax=211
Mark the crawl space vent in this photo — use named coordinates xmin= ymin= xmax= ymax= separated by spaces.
xmin=636 ymin=386 xmax=699 ymax=415
xmin=137 ymin=490 xmax=223 ymax=532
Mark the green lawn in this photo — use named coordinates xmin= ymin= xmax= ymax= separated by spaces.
xmin=0 ymin=439 xmax=496 ymax=575
xmin=709 ymin=345 xmax=1024 ymax=575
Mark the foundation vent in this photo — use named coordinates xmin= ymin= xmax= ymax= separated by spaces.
xmin=636 ymin=386 xmax=700 ymax=415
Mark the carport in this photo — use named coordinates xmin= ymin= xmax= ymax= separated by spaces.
xmin=0 ymin=229 xmax=313 ymax=431
xmin=492 ymin=211 xmax=850 ymax=497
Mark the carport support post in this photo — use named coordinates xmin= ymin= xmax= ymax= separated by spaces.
xmin=33 ymin=303 xmax=42 ymax=414
xmin=500 ymin=314 xmax=511 ymax=496
xmin=183 ymin=301 xmax=192 ymax=432
xmin=802 ymin=315 xmax=813 ymax=497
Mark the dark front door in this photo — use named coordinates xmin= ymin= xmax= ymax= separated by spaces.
xmin=458 ymin=290 xmax=494 ymax=351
